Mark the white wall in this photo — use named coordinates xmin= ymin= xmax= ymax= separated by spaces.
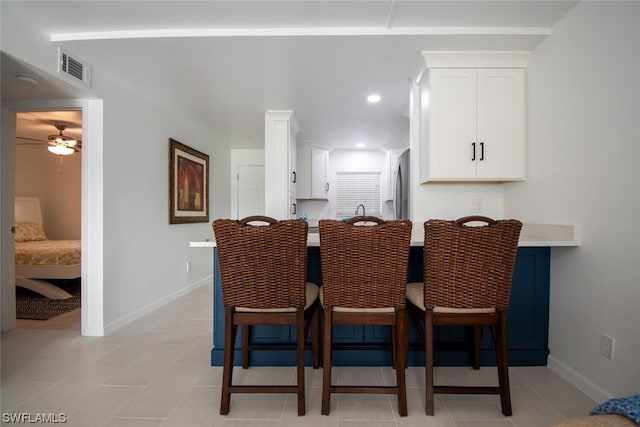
xmin=15 ymin=145 xmax=81 ymax=240
xmin=97 ymin=91 xmax=224 ymax=330
xmin=504 ymin=2 xmax=640 ymax=400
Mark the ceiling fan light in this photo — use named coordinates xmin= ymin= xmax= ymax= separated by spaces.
xmin=48 ymin=144 xmax=75 ymax=156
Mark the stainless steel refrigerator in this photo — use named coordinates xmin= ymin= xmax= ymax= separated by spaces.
xmin=394 ymin=149 xmax=410 ymax=220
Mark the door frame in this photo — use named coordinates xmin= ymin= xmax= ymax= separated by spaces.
xmin=1 ymin=98 xmax=104 ymax=335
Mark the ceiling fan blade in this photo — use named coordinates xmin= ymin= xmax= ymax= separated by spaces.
xmin=16 ymin=136 xmax=47 ymax=144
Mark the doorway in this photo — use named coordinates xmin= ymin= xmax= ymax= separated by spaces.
xmin=1 ymin=99 xmax=104 ymax=336
xmin=14 ymin=110 xmax=82 ymax=330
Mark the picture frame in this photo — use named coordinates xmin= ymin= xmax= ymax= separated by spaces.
xmin=169 ymin=138 xmax=209 ymax=224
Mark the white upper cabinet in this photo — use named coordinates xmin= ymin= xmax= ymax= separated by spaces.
xmin=297 ymin=145 xmax=329 ymax=200
xmin=264 ymin=110 xmax=299 ymax=219
xmin=420 ymin=52 xmax=527 ymax=182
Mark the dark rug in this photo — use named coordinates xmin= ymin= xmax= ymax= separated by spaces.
xmin=16 ymin=279 xmax=81 ymax=320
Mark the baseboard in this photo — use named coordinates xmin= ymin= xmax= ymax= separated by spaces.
xmin=547 ymin=355 xmax=613 ymax=403
xmin=103 ymin=275 xmax=212 ymax=335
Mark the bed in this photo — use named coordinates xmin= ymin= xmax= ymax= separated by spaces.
xmin=14 ymin=196 xmax=81 ymax=300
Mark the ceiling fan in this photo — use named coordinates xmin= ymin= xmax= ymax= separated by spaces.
xmin=47 ymin=124 xmax=82 ymax=155
xmin=17 ymin=123 xmax=82 ymax=156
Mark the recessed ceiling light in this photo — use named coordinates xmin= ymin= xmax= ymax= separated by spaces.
xmin=367 ymin=94 xmax=381 ymax=103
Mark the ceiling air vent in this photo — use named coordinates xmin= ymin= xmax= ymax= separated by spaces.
xmin=58 ymin=47 xmax=91 ymax=86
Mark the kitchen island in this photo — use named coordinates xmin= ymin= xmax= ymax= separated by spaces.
xmin=192 ymin=223 xmax=578 ymax=367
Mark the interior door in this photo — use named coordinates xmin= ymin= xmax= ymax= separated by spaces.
xmin=237 ymin=165 xmax=265 ymax=219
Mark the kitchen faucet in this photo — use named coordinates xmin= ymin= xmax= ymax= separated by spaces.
xmin=355 ymin=204 xmax=366 ymax=216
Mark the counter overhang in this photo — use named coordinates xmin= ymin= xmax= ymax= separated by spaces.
xmin=191 ymin=223 xmax=579 ymax=248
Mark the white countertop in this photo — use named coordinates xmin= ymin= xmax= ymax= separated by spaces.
xmin=517 ymin=223 xmax=579 ymax=247
xmin=190 ymin=223 xmax=579 ymax=248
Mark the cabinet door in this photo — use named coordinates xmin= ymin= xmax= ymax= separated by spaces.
xmin=428 ymin=68 xmax=477 ymax=179
xmin=289 ymin=129 xmax=297 ymax=195
xmin=297 ymin=146 xmax=328 ymax=200
xmin=265 ymin=111 xmax=298 ymax=219
xmin=476 ymin=69 xmax=525 ymax=180
xmin=310 ymin=148 xmax=328 ymax=199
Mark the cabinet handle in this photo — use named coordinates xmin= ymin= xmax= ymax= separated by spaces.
xmin=325 ymin=183 xmax=329 ymax=192
xmin=471 ymin=142 xmax=476 ymax=161
xmin=292 ymin=203 xmax=297 ymax=215
xmin=480 ymin=142 xmax=484 ymax=161
xmin=292 ymin=171 xmax=297 ymax=183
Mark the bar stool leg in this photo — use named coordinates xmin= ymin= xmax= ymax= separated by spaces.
xmin=242 ymin=325 xmax=250 ymax=369
xmin=312 ymin=308 xmax=320 ymax=369
xmin=221 ymin=308 xmax=237 ymax=415
xmin=473 ymin=325 xmax=481 ymax=370
xmin=321 ymin=308 xmax=332 ymax=415
xmin=496 ymin=312 xmax=512 ymax=416
xmin=425 ymin=309 xmax=435 ymax=415
xmin=296 ymin=309 xmax=306 ymax=415
xmin=396 ymin=309 xmax=408 ymax=416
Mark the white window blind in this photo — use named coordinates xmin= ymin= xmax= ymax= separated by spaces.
xmin=336 ymin=172 xmax=381 ymax=217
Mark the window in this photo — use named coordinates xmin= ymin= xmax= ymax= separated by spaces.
xmin=335 ymin=172 xmax=381 ymax=217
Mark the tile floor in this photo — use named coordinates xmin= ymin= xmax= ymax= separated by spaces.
xmin=2 ymin=284 xmax=597 ymax=426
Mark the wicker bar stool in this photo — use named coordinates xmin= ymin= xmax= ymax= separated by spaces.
xmin=406 ymin=216 xmax=522 ymax=416
xmin=212 ymin=216 xmax=320 ymax=416
xmin=319 ymin=216 xmax=412 ymax=416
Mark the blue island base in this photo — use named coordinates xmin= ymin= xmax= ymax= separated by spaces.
xmin=211 ymin=247 xmax=550 ymax=367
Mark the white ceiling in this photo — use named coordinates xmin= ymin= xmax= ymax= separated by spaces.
xmin=2 ymin=1 xmax=578 ymax=151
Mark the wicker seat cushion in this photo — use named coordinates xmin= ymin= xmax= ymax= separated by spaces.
xmin=236 ymin=282 xmax=319 ymax=312
xmin=319 ymin=289 xmax=395 ymax=313
xmin=406 ymin=282 xmax=495 ymax=314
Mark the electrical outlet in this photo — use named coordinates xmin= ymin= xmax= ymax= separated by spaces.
xmin=470 ymin=198 xmax=484 ymax=213
xmin=600 ymin=334 xmax=614 ymax=360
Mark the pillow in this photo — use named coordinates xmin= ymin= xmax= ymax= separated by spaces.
xmin=14 ymin=222 xmax=47 ymax=242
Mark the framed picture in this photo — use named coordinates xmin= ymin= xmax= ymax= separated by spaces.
xmin=169 ymin=138 xmax=209 ymax=224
